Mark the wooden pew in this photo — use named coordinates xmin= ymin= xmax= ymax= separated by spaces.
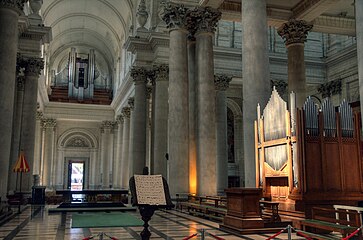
xmin=297 ymin=207 xmax=362 ymax=240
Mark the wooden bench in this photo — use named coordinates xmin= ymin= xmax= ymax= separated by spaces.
xmin=180 ymin=195 xmax=227 ymax=221
xmin=299 ymin=207 xmax=362 ymax=240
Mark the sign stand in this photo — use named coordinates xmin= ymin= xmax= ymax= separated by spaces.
xmin=129 ymin=174 xmax=174 ymax=240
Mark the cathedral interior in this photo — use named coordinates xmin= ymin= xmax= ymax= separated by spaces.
xmin=1 ymin=0 xmax=363 ymax=239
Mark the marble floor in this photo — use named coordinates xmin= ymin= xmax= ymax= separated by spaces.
xmin=0 ymin=205 xmax=306 ymax=240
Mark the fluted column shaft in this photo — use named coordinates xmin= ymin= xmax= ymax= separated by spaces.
xmin=357 ymin=0 xmax=363 ymax=120
xmin=0 ymin=0 xmax=24 ymax=199
xmin=101 ymin=121 xmax=114 ymax=188
xmin=188 ymin=38 xmax=197 ymax=194
xmin=19 ymin=57 xmax=44 ymax=192
xmin=194 ymin=7 xmax=221 ymax=196
xmin=278 ymin=19 xmax=312 ymax=107
xmin=121 ymin=107 xmax=131 ymax=188
xmin=152 ymin=65 xmax=169 ymax=177
xmin=128 ymin=98 xmax=134 ymax=181
xmin=242 ymin=0 xmax=271 ymax=187
xmin=131 ymin=68 xmax=148 ymax=175
xmin=167 ymin=27 xmax=189 ymax=196
xmin=215 ymin=75 xmax=231 ymax=195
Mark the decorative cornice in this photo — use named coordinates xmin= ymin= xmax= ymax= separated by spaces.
xmin=317 ymin=79 xmax=342 ymax=98
xmin=0 ymin=0 xmax=26 ymax=14
xmin=17 ymin=55 xmax=44 ymax=76
xmin=277 ymin=19 xmax=313 ymax=46
xmin=122 ymin=107 xmax=131 ymax=118
xmin=131 ymin=66 xmax=148 ymax=85
xmin=214 ymin=74 xmax=232 ymax=91
xmin=128 ymin=97 xmax=134 ymax=110
xmin=188 ymin=7 xmax=221 ymax=34
xmin=161 ymin=3 xmax=189 ymax=30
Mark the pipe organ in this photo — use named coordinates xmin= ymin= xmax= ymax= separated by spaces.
xmin=255 ymin=88 xmax=363 ymax=214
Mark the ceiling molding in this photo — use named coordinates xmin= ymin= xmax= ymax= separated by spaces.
xmin=292 ymin=0 xmax=342 ymax=22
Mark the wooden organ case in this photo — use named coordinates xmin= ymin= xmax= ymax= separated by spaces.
xmin=255 ymin=88 xmax=363 ymax=214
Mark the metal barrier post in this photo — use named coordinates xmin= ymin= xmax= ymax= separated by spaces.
xmin=201 ymin=229 xmax=205 ymax=240
xmin=287 ymin=225 xmax=292 ymax=240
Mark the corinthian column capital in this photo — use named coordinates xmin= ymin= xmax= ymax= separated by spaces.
xmin=153 ymin=64 xmax=169 ymax=82
xmin=128 ymin=97 xmax=134 ymax=110
xmin=161 ymin=3 xmax=189 ymax=31
xmin=277 ymin=19 xmax=313 ymax=46
xmin=131 ymin=66 xmax=148 ymax=85
xmin=17 ymin=55 xmax=44 ymax=76
xmin=214 ymin=74 xmax=232 ymax=91
xmin=188 ymin=7 xmax=221 ymax=34
xmin=122 ymin=107 xmax=131 ymax=119
xmin=0 ymin=0 xmax=26 ymax=14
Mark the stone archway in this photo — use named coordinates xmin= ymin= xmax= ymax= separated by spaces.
xmin=226 ymin=98 xmax=243 ymax=187
xmin=56 ymin=129 xmax=99 ymax=189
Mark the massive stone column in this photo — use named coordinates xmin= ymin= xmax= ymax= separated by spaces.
xmin=357 ymin=0 xmax=363 ymax=120
xmin=121 ymin=107 xmax=131 ymax=188
xmin=215 ymin=75 xmax=232 ymax=195
xmin=145 ymin=85 xmax=153 ymax=171
xmin=152 ymin=65 xmax=169 ymax=177
xmin=33 ymin=111 xmax=43 ymax=176
xmin=42 ymin=118 xmax=56 ymax=188
xmin=130 ymin=67 xmax=148 ymax=175
xmin=113 ymin=115 xmax=123 ymax=188
xmin=188 ymin=37 xmax=197 ymax=194
xmin=242 ymin=0 xmax=271 ymax=187
xmin=8 ymin=67 xmax=25 ymax=193
xmin=18 ymin=57 xmax=44 ymax=192
xmin=194 ymin=7 xmax=221 ymax=196
xmin=162 ymin=4 xmax=190 ymax=196
xmin=278 ymin=19 xmax=312 ymax=107
xmin=0 ymin=0 xmax=26 ymax=199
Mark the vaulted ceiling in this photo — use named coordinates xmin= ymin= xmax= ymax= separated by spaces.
xmin=42 ymin=0 xmax=133 ymax=74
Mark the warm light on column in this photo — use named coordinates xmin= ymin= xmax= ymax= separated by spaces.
xmin=189 ymin=152 xmax=197 ymax=194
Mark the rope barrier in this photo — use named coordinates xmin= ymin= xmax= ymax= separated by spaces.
xmin=295 ymin=231 xmax=313 ymax=240
xmin=342 ymin=226 xmax=362 ymax=240
xmin=265 ymin=228 xmax=286 ymax=240
xmin=182 ymin=233 xmax=198 ymax=240
xmin=208 ymin=232 xmax=225 ymax=240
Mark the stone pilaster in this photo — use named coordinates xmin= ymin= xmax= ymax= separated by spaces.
xmin=146 ymin=84 xmax=153 ymax=171
xmin=242 ymin=0 xmax=271 ymax=187
xmin=130 ymin=67 xmax=148 ymax=175
xmin=113 ymin=115 xmax=123 ymax=188
xmin=193 ymin=6 xmax=221 ymax=196
xmin=278 ymin=19 xmax=312 ymax=107
xmin=100 ymin=121 xmax=115 ymax=188
xmin=215 ymin=74 xmax=232 ymax=195
xmin=127 ymin=97 xmax=134 ymax=182
xmin=162 ymin=3 xmax=190 ymax=196
xmin=121 ymin=107 xmax=131 ymax=188
xmin=152 ymin=64 xmax=169 ymax=177
xmin=33 ymin=111 xmax=43 ymax=176
xmin=0 ymin=0 xmax=26 ymax=199
xmin=41 ymin=118 xmax=56 ymax=188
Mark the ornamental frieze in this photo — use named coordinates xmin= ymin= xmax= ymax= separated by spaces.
xmin=277 ymin=19 xmax=313 ymax=46
xmin=214 ymin=74 xmax=232 ymax=91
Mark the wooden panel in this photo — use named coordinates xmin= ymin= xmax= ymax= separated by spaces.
xmin=341 ymin=144 xmax=360 ymax=192
xmin=305 ymin=142 xmax=323 ymax=191
xmin=324 ymin=142 xmax=342 ymax=191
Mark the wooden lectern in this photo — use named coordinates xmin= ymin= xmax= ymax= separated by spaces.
xmin=220 ymin=188 xmax=264 ymax=232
